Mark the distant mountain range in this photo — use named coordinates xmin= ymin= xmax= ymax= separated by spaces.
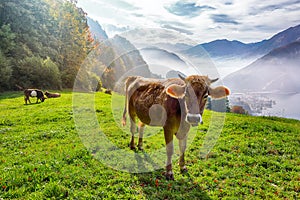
xmin=223 ymin=41 xmax=300 ymax=93
xmin=87 ymin=18 xmax=300 ymax=94
xmin=184 ymin=39 xmax=253 ymax=58
xmin=180 ymin=24 xmax=300 ymax=93
xmin=184 ymin=24 xmax=300 ymax=59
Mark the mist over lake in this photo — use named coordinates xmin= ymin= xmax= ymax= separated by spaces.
xmin=229 ymin=92 xmax=300 ymax=120
xmin=263 ymin=93 xmax=300 ymax=120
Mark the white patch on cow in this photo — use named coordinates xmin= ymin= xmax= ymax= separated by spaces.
xmin=149 ymin=104 xmax=167 ymax=126
xmin=31 ymin=90 xmax=37 ymax=97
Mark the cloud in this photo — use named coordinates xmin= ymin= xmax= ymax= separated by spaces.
xmin=78 ymin=0 xmax=300 ymax=43
xmin=224 ymin=2 xmax=233 ymax=6
xmin=248 ymin=0 xmax=300 ymax=15
xmin=157 ymin=20 xmax=194 ymax=35
xmin=104 ymin=24 xmax=131 ymax=37
xmin=211 ymin=14 xmax=240 ymax=25
xmin=165 ymin=1 xmax=215 ymax=17
xmin=161 ymin=24 xmax=194 ymax=35
xmin=104 ymin=0 xmax=139 ymax=11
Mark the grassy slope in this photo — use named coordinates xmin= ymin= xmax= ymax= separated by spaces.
xmin=0 ymin=91 xmax=299 ymax=199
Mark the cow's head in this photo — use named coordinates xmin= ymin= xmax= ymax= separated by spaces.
xmin=166 ymin=74 xmax=230 ymax=126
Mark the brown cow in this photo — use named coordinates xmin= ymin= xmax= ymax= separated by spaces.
xmin=45 ymin=91 xmax=61 ymax=98
xmin=24 ymin=89 xmax=46 ymax=104
xmin=122 ymin=74 xmax=230 ymax=180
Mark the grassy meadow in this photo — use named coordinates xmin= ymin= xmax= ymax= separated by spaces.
xmin=0 ymin=90 xmax=299 ymax=199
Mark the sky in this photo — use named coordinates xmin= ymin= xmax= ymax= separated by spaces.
xmin=77 ymin=0 xmax=300 ymax=44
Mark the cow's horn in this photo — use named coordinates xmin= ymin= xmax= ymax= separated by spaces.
xmin=178 ymin=73 xmax=186 ymax=81
xmin=210 ymin=78 xmax=219 ymax=83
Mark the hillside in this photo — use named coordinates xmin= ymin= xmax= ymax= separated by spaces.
xmin=0 ymin=91 xmax=299 ymax=199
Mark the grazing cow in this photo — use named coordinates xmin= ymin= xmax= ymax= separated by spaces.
xmin=122 ymin=74 xmax=230 ymax=180
xmin=45 ymin=91 xmax=61 ymax=98
xmin=24 ymin=89 xmax=46 ymax=104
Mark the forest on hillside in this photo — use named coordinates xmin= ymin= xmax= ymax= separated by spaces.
xmin=0 ymin=0 xmax=100 ymax=91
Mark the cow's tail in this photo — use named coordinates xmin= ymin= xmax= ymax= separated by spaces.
xmin=122 ymin=86 xmax=128 ymax=126
xmin=122 ymin=76 xmax=138 ymax=126
xmin=122 ymin=77 xmax=130 ymax=126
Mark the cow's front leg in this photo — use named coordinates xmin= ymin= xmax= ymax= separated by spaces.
xmin=138 ymin=122 xmax=145 ymax=150
xmin=166 ymin=141 xmax=174 ymax=180
xmin=165 ymin=137 xmax=174 ymax=180
xmin=179 ymin=138 xmax=188 ymax=173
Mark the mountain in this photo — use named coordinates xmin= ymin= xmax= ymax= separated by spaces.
xmin=185 ymin=39 xmax=254 ymax=58
xmin=139 ymin=47 xmax=189 ymax=77
xmin=223 ymin=41 xmax=300 ymax=93
xmin=184 ymin=24 xmax=300 ymax=59
xmin=252 ymin=24 xmax=300 ymax=56
xmin=96 ymin=35 xmax=159 ymax=91
xmin=86 ymin=18 xmax=158 ymax=91
xmin=87 ymin=17 xmax=108 ymax=41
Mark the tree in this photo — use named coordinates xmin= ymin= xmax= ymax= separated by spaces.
xmin=49 ymin=0 xmax=94 ymax=88
xmin=0 ymin=50 xmax=12 ymax=91
xmin=14 ymin=56 xmax=62 ymax=89
xmin=0 ymin=0 xmax=95 ymax=90
xmin=206 ymin=97 xmax=212 ymax=110
xmin=0 ymin=24 xmax=16 ymax=56
xmin=41 ymin=57 xmax=62 ymax=89
xmin=207 ymin=97 xmax=230 ymax=113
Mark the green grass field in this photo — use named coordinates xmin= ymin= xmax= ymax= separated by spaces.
xmin=0 ymin=91 xmax=299 ymax=199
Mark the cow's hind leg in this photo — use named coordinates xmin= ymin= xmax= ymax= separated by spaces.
xmin=179 ymin=138 xmax=188 ymax=173
xmin=24 ymin=96 xmax=30 ymax=104
xmin=138 ymin=122 xmax=145 ymax=150
xmin=129 ymin=118 xmax=136 ymax=150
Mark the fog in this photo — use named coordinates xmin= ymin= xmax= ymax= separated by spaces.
xmin=264 ymin=93 xmax=300 ymax=120
xmin=139 ymin=47 xmax=240 ymax=79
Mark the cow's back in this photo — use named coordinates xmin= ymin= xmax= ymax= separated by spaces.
xmin=128 ymin=77 xmax=184 ymax=126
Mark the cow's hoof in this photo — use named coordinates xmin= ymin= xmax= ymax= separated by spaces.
xmin=165 ymin=171 xmax=174 ymax=181
xmin=138 ymin=146 xmax=144 ymax=151
xmin=128 ymin=144 xmax=136 ymax=150
xmin=130 ymin=146 xmax=136 ymax=150
xmin=180 ymin=166 xmax=188 ymax=173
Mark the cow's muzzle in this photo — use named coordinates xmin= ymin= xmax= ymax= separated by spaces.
xmin=186 ymin=113 xmax=203 ymax=126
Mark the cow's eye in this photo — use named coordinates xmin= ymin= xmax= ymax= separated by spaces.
xmin=203 ymin=94 xmax=209 ymax=99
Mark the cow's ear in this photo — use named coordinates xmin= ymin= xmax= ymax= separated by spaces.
xmin=209 ymin=86 xmax=230 ymax=99
xmin=166 ymin=84 xmax=185 ymax=99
